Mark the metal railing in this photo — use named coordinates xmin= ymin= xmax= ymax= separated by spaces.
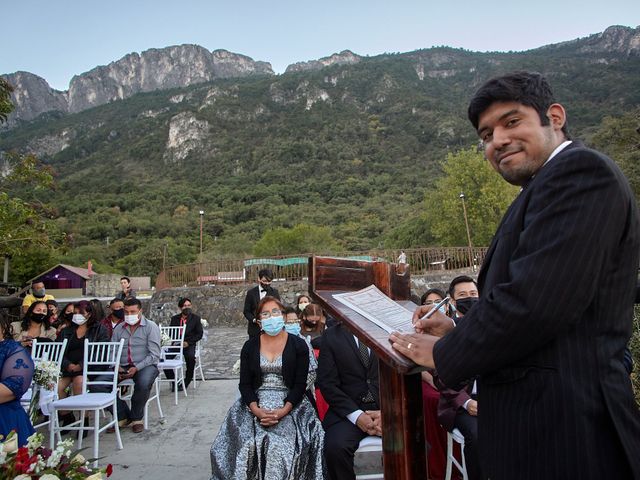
xmin=156 ymin=246 xmax=488 ymax=289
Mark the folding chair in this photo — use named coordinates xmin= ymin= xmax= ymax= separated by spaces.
xmin=21 ymin=339 xmax=68 ymax=435
xmin=158 ymin=326 xmax=188 ymax=405
xmin=445 ymin=428 xmax=468 ymax=480
xmin=355 ymin=435 xmax=384 ymax=480
xmin=49 ymin=339 xmax=124 ymax=467
xmin=118 ymin=376 xmax=164 ymax=430
xmin=192 ymin=339 xmax=206 ymax=389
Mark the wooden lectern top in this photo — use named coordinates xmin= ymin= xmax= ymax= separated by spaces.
xmin=308 ymin=255 xmax=423 ymax=375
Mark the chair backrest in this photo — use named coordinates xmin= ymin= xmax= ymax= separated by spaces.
xmin=31 ymin=339 xmax=68 ymax=375
xmin=160 ymin=326 xmax=186 ymax=360
xmin=81 ymin=339 xmax=124 ymax=395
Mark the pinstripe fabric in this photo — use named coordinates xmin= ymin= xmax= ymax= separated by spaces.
xmin=433 ymin=143 xmax=640 ymax=479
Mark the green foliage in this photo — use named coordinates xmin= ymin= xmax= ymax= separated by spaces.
xmin=424 ymin=147 xmax=519 ymax=246
xmin=0 ymin=77 xmax=14 ymax=123
xmin=253 ymin=224 xmax=339 ymax=256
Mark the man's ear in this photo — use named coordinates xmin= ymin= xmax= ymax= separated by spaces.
xmin=547 ymin=103 xmax=566 ymax=131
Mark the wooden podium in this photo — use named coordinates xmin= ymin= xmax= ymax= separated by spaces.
xmin=309 ymin=255 xmax=427 ymax=479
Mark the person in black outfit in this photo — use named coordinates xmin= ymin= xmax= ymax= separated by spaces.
xmin=242 ymin=269 xmax=280 ymax=338
xmin=165 ymin=297 xmax=203 ymax=390
xmin=317 ymin=323 xmax=381 ymax=480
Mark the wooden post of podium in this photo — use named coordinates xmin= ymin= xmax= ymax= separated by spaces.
xmin=309 ymin=255 xmax=427 ymax=480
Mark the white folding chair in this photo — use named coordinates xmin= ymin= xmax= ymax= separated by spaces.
xmin=192 ymin=339 xmax=206 ymax=389
xmin=118 ymin=376 xmax=164 ymax=430
xmin=158 ymin=326 xmax=188 ymax=405
xmin=21 ymin=339 xmax=68 ymax=435
xmin=49 ymin=339 xmax=125 ymax=467
xmin=355 ymin=435 xmax=384 ymax=480
xmin=445 ymin=428 xmax=468 ymax=480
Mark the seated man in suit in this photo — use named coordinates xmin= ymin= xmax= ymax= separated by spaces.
xmin=165 ymin=297 xmax=203 ymax=390
xmin=242 ymin=269 xmax=280 ymax=338
xmin=317 ymin=322 xmax=381 ymax=480
xmin=437 ymin=275 xmax=482 ymax=480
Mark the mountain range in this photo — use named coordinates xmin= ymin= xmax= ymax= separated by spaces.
xmin=1 ymin=25 xmax=639 ymax=280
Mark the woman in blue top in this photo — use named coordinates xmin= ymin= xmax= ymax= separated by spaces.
xmin=0 ymin=316 xmax=35 ymax=446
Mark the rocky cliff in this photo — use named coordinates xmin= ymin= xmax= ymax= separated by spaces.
xmin=2 ymin=44 xmax=273 ymax=125
xmin=285 ymin=50 xmax=361 ymax=73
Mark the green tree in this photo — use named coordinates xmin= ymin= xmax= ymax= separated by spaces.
xmin=424 ymin=147 xmax=519 ymax=246
xmin=0 ymin=77 xmax=14 ymax=123
xmin=253 ymin=224 xmax=339 ymax=256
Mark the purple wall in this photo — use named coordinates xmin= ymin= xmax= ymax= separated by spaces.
xmin=36 ymin=266 xmax=86 ymax=291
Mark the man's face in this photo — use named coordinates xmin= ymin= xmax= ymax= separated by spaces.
xmin=477 ymin=101 xmax=564 ymax=186
xmin=111 ymin=301 xmax=124 ymax=313
xmin=120 ymin=279 xmax=130 ymax=289
xmin=33 ymin=282 xmax=45 ymax=295
xmin=123 ymin=305 xmax=140 ymax=317
xmin=259 ymin=277 xmax=271 ymax=289
xmin=452 ymin=282 xmax=479 ymax=302
xmin=181 ymin=300 xmax=192 ymax=311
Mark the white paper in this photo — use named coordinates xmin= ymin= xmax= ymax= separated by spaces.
xmin=333 ymin=285 xmax=415 ymax=333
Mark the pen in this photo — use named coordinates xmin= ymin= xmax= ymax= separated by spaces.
xmin=420 ymin=296 xmax=450 ymax=320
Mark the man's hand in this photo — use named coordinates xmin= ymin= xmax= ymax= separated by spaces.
xmin=389 ymin=332 xmax=439 ymax=368
xmin=466 ymin=399 xmax=478 ymax=417
xmin=127 ymin=366 xmax=138 ymax=378
xmin=365 ymin=410 xmax=383 ymax=437
xmin=183 ymin=341 xmax=189 ymax=348
xmin=356 ymin=412 xmax=379 ymax=436
xmin=411 ymin=308 xmax=455 ymax=337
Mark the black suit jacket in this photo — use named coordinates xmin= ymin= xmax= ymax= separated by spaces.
xmin=169 ymin=312 xmax=203 ymax=346
xmin=238 ymin=333 xmax=309 ymax=408
xmin=434 ymin=142 xmax=640 ymax=479
xmin=317 ymin=323 xmax=380 ymax=428
xmin=242 ymin=285 xmax=280 ymax=337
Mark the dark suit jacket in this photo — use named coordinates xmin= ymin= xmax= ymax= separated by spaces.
xmin=238 ymin=333 xmax=309 ymax=408
xmin=434 ymin=142 xmax=640 ymax=479
xmin=169 ymin=312 xmax=203 ymax=346
xmin=242 ymin=285 xmax=280 ymax=337
xmin=317 ymin=323 xmax=380 ymax=429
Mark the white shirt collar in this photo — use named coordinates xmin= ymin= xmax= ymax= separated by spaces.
xmin=542 ymin=140 xmax=572 ymax=167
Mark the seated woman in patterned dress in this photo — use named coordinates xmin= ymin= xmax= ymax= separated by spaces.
xmin=210 ymin=297 xmax=325 ymax=479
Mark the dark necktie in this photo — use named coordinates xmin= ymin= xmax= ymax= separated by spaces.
xmin=358 ymin=338 xmax=370 ymax=368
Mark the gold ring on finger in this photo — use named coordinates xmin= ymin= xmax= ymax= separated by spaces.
xmin=408 ymin=342 xmax=413 ymax=350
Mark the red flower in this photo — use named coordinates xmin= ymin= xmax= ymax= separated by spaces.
xmin=106 ymin=463 xmax=114 ymax=477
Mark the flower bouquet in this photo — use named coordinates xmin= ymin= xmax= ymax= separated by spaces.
xmin=0 ymin=431 xmax=113 ymax=479
xmin=29 ymin=359 xmax=60 ymax=423
xmin=160 ymin=332 xmax=171 ymax=347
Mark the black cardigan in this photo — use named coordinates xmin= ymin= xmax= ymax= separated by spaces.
xmin=239 ymin=333 xmax=309 ymax=408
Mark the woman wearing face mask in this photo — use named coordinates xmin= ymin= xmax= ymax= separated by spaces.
xmin=55 ymin=303 xmax=75 ymax=335
xmin=210 ymin=297 xmax=326 ymax=479
xmin=300 ymin=303 xmax=327 ymax=349
xmin=11 ymin=301 xmax=57 ymax=350
xmin=56 ymin=301 xmax=109 ymax=428
xmin=295 ymin=294 xmax=312 ymax=317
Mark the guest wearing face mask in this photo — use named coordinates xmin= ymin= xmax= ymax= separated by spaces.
xmin=111 ymin=297 xmax=160 ymax=433
xmin=166 ymin=297 xmax=203 ymax=391
xmin=295 ymin=294 xmax=312 ymax=317
xmin=54 ymin=303 xmax=75 ymax=335
xmin=45 ymin=300 xmax=59 ymax=328
xmin=210 ymin=297 xmax=326 ymax=479
xmin=21 ymin=281 xmax=55 ymax=315
xmin=300 ymin=303 xmax=327 ymax=349
xmin=11 ymin=301 xmax=57 ymax=350
xmin=100 ymin=298 xmax=125 ymax=339
xmin=56 ymin=300 xmax=109 ymax=430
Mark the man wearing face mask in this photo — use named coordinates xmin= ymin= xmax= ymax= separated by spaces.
xmin=437 ymin=275 xmax=482 ymax=480
xmin=111 ymin=297 xmax=161 ymax=433
xmin=243 ymin=269 xmax=281 ymax=338
xmin=21 ymin=281 xmax=55 ymax=315
xmin=166 ymin=298 xmax=203 ymax=391
xmin=100 ymin=298 xmax=125 ymax=339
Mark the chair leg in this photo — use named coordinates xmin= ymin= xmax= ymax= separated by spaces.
xmin=49 ymin=408 xmax=57 ymax=449
xmin=78 ymin=411 xmax=85 ymax=448
xmin=181 ymin=367 xmax=188 ymax=398
xmin=173 ymin=372 xmax=178 ymax=406
xmin=93 ymin=409 xmax=100 ymax=468
xmin=445 ymin=432 xmax=453 ymax=480
xmin=113 ymin=402 xmax=123 ymax=450
xmin=155 ymin=378 xmax=164 ymax=420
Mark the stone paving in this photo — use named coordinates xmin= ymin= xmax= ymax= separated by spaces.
xmin=199 ymin=326 xmax=246 ymax=379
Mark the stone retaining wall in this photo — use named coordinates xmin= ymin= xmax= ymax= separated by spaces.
xmin=147 ymin=268 xmax=476 ymax=327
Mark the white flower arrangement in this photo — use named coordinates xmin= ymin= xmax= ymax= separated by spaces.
xmin=161 ymin=332 xmax=172 ymax=347
xmin=32 ymin=360 xmax=59 ymax=391
xmin=200 ymin=318 xmax=209 ymax=328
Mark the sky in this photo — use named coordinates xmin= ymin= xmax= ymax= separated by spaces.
xmin=3 ymin=0 xmax=639 ymax=91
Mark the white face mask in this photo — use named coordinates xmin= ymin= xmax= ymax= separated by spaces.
xmin=124 ymin=314 xmax=139 ymax=326
xmin=72 ymin=314 xmax=87 ymax=326
xmin=298 ymin=302 xmax=310 ymax=311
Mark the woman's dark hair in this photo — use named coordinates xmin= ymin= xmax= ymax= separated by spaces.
xmin=468 ymin=71 xmax=569 ymax=137
xmin=1 ymin=316 xmax=13 ymax=340
xmin=254 ymin=296 xmax=285 ymax=320
xmin=75 ymin=300 xmax=98 ymax=328
xmin=300 ymin=303 xmax=325 ymax=335
xmin=89 ymin=299 xmax=105 ymax=322
xmin=21 ymin=301 xmax=48 ymax=331
xmin=420 ymin=288 xmax=445 ymax=305
xmin=178 ymin=297 xmax=191 ymax=308
xmin=62 ymin=302 xmax=75 ymax=314
xmin=45 ymin=299 xmax=58 ymax=308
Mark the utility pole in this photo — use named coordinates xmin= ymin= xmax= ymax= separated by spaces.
xmin=459 ymin=192 xmax=475 ymax=270
xmin=199 ymin=210 xmax=205 ymax=257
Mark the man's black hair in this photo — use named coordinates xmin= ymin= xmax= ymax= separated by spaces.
xmin=120 ymin=276 xmax=131 ymax=283
xmin=178 ymin=297 xmax=191 ymax=308
xmin=468 ymin=71 xmax=569 ymax=137
xmin=448 ymin=275 xmax=478 ymax=298
xmin=258 ymin=269 xmax=274 ymax=281
xmin=109 ymin=297 xmax=124 ymax=306
xmin=123 ymin=297 xmax=142 ymax=308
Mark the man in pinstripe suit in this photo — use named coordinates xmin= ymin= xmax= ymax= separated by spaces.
xmin=392 ymin=72 xmax=640 ymax=479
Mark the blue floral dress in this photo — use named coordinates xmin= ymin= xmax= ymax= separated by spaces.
xmin=0 ymin=339 xmax=35 ymax=445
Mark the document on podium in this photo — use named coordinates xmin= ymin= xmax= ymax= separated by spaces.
xmin=333 ymin=285 xmax=415 ymax=333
